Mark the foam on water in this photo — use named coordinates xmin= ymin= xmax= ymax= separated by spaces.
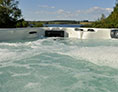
xmin=0 ymin=38 xmax=118 ymax=92
xmin=66 ymin=46 xmax=118 ymax=68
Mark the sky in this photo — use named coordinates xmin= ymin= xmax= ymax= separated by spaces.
xmin=18 ymin=0 xmax=115 ymax=21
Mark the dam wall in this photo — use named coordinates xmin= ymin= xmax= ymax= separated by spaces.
xmin=0 ymin=27 xmax=116 ymax=41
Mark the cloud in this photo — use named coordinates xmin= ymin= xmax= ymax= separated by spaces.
xmin=26 ymin=6 xmax=113 ymax=20
xmin=57 ymin=9 xmax=65 ymax=14
xmin=56 ymin=9 xmax=73 ymax=18
xmin=84 ymin=6 xmax=113 ymax=14
xmin=54 ymin=7 xmax=113 ymax=20
xmin=39 ymin=5 xmax=55 ymax=9
xmin=105 ymin=8 xmax=113 ymax=12
xmin=77 ymin=6 xmax=113 ymax=20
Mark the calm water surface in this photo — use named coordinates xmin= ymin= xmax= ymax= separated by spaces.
xmin=0 ymin=38 xmax=118 ymax=92
xmin=43 ymin=24 xmax=82 ymax=27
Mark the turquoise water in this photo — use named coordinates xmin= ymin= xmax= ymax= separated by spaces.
xmin=0 ymin=38 xmax=118 ymax=92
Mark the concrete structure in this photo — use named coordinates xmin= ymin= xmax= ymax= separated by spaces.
xmin=0 ymin=27 xmax=117 ymax=41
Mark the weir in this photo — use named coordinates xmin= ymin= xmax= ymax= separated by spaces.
xmin=0 ymin=27 xmax=117 ymax=41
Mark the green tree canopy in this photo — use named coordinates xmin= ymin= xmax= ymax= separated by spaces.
xmin=0 ymin=0 xmax=22 ymax=28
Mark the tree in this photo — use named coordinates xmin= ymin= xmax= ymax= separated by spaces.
xmin=91 ymin=4 xmax=118 ymax=28
xmin=100 ymin=14 xmax=106 ymax=20
xmin=0 ymin=0 xmax=22 ymax=28
xmin=16 ymin=19 xmax=29 ymax=27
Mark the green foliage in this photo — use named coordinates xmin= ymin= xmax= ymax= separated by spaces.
xmin=33 ymin=22 xmax=43 ymax=27
xmin=16 ymin=19 xmax=29 ymax=27
xmin=100 ymin=14 xmax=106 ymax=20
xmin=91 ymin=4 xmax=118 ymax=28
xmin=28 ymin=21 xmax=43 ymax=27
xmin=0 ymin=0 xmax=23 ymax=28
